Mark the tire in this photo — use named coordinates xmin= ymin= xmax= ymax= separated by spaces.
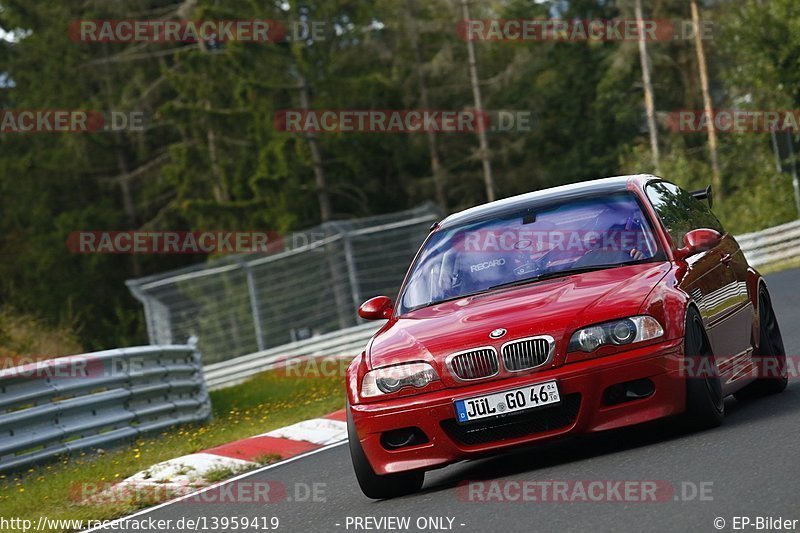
xmin=734 ymin=287 xmax=788 ymax=401
xmin=347 ymin=405 xmax=424 ymax=499
xmin=683 ymin=307 xmax=725 ymax=429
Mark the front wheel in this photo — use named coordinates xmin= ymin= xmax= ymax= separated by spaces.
xmin=347 ymin=406 xmax=424 ymax=499
xmin=683 ymin=307 xmax=725 ymax=429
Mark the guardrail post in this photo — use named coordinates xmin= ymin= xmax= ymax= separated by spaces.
xmin=189 ymin=336 xmax=213 ymax=421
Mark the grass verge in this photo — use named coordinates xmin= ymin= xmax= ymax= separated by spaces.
xmin=0 ymin=369 xmax=345 ymax=531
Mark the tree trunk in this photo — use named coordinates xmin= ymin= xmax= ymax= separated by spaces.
xmin=635 ymin=0 xmax=660 ymax=172
xmin=204 ymin=100 xmax=230 ymax=203
xmin=405 ymin=0 xmax=447 ymax=210
xmin=101 ymin=43 xmax=141 ymax=276
xmin=690 ymin=0 xmax=722 ymax=199
xmin=460 ymin=0 xmax=495 ymax=202
xmin=296 ymin=71 xmax=333 ymax=222
xmin=290 ymin=67 xmax=350 ymax=327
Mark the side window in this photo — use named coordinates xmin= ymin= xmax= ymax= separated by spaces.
xmin=645 ymin=182 xmax=725 ymax=248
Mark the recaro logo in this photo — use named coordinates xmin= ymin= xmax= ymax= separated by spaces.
xmin=469 ymin=258 xmax=506 ymax=272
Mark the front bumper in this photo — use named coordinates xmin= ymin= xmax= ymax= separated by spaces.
xmin=350 ymin=338 xmax=685 ymax=475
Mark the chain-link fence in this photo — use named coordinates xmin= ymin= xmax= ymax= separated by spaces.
xmin=126 ymin=203 xmax=441 ymax=364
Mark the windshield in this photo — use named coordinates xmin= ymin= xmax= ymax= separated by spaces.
xmin=397 ymin=192 xmax=662 ymax=314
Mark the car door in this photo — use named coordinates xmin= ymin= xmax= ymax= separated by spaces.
xmin=645 ymin=182 xmax=754 ymax=392
xmin=703 ymin=233 xmax=756 ymax=390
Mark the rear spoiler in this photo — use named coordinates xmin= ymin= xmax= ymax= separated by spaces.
xmin=690 ymin=186 xmax=713 ymax=209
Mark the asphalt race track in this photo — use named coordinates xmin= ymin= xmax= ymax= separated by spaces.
xmin=98 ymin=268 xmax=800 ymax=533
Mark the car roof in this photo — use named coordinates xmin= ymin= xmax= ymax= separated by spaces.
xmin=437 ymin=174 xmax=659 ymax=230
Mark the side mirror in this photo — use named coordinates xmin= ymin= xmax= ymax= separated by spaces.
xmin=677 ymin=228 xmax=722 ymax=259
xmin=358 ymin=296 xmax=393 ymax=320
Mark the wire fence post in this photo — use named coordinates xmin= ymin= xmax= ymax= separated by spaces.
xmin=243 ymin=261 xmax=266 ymax=352
xmin=322 ymin=224 xmax=354 ymax=330
xmin=343 ymin=230 xmax=362 ymax=317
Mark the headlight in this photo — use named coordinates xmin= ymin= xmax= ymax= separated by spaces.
xmin=568 ymin=316 xmax=664 ymax=353
xmin=361 ymin=362 xmax=440 ymax=398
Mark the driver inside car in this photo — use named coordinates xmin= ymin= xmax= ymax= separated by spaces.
xmin=584 ymin=207 xmax=653 ymax=263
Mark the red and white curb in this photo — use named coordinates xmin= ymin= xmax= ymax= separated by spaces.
xmin=87 ymin=410 xmax=347 ymax=502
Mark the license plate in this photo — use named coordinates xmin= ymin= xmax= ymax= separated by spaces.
xmin=454 ymin=380 xmax=560 ymax=424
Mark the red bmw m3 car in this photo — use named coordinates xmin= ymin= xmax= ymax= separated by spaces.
xmin=346 ymin=175 xmax=787 ymax=499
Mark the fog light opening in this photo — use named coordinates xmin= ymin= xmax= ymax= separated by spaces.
xmin=380 ymin=427 xmax=428 ymax=450
xmin=603 ymin=378 xmax=655 ymax=406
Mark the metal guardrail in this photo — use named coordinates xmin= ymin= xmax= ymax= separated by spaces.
xmin=204 ymin=322 xmax=382 ymax=390
xmin=0 ymin=342 xmax=210 ymax=473
xmin=737 ymin=220 xmax=800 ymax=267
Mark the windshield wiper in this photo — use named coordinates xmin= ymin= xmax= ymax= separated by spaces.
xmin=487 ymin=261 xmax=642 ymax=291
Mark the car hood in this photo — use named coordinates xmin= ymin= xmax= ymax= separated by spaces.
xmin=367 ymin=262 xmax=671 ymax=374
